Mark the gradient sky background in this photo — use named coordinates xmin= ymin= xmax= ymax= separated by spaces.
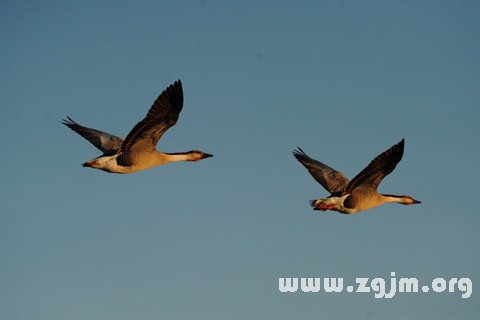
xmin=2 ymin=1 xmax=479 ymax=319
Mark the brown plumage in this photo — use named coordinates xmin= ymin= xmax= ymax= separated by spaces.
xmin=293 ymin=139 xmax=420 ymax=214
xmin=62 ymin=80 xmax=213 ymax=174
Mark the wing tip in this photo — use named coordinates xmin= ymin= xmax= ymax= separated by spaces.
xmin=292 ymin=146 xmax=307 ymax=158
xmin=61 ymin=116 xmax=77 ymax=127
xmin=393 ymin=138 xmax=405 ymax=159
xmin=170 ymin=79 xmax=183 ymax=93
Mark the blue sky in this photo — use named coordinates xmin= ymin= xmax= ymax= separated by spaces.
xmin=1 ymin=1 xmax=479 ymax=319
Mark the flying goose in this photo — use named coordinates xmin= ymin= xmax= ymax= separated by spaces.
xmin=62 ymin=80 xmax=212 ymax=174
xmin=293 ymin=139 xmax=420 ymax=214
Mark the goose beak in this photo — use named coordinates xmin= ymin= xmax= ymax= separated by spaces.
xmin=202 ymin=153 xmax=213 ymax=159
xmin=413 ymin=199 xmax=421 ymax=204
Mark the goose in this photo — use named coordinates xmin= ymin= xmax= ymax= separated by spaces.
xmin=293 ymin=139 xmax=420 ymax=214
xmin=62 ymin=80 xmax=212 ymax=174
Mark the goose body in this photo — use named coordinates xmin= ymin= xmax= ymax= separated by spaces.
xmin=63 ymin=80 xmax=212 ymax=174
xmin=293 ymin=139 xmax=420 ymax=214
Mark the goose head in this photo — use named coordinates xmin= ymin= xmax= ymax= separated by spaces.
xmin=187 ymin=150 xmax=213 ymax=161
xmin=399 ymin=195 xmax=421 ymax=205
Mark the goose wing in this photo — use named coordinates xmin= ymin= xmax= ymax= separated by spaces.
xmin=117 ymin=80 xmax=183 ymax=166
xmin=345 ymin=139 xmax=405 ymax=194
xmin=293 ymin=147 xmax=350 ymax=195
xmin=62 ymin=117 xmax=124 ymax=155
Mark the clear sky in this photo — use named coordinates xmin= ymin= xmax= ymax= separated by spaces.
xmin=1 ymin=1 xmax=479 ymax=319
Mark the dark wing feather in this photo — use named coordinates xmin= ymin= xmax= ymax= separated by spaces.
xmin=117 ymin=80 xmax=183 ymax=166
xmin=293 ymin=147 xmax=350 ymax=195
xmin=345 ymin=139 xmax=405 ymax=193
xmin=62 ymin=116 xmax=124 ymax=155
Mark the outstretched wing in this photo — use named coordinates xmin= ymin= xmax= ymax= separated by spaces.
xmin=293 ymin=147 xmax=350 ymax=195
xmin=62 ymin=116 xmax=124 ymax=155
xmin=117 ymin=80 xmax=184 ymax=166
xmin=345 ymin=139 xmax=405 ymax=193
